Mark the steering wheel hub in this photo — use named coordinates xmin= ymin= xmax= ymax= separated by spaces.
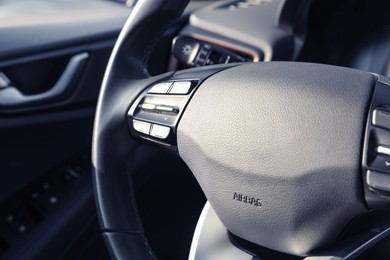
xmin=177 ymin=62 xmax=373 ymax=255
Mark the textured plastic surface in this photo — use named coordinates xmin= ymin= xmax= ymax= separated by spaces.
xmin=178 ymin=62 xmax=374 ymax=255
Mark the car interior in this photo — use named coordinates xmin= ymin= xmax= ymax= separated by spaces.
xmin=0 ymin=0 xmax=390 ymax=259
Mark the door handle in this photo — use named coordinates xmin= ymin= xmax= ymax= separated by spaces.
xmin=0 ymin=52 xmax=89 ymax=108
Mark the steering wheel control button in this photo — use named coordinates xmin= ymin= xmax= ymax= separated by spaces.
xmin=133 ymin=120 xmax=151 ymax=135
xmin=148 ymin=82 xmax=172 ymax=94
xmin=372 ymin=109 xmax=390 ymax=130
xmin=377 ymin=146 xmax=390 ymax=156
xmin=128 ymin=78 xmax=203 ymax=146
xmin=155 ymin=105 xmax=179 ymax=114
xmin=369 ymin=155 xmax=390 ymax=173
xmin=140 ymin=103 xmax=156 ymax=111
xmin=150 ymin=124 xmax=170 ymax=139
xmin=169 ymin=81 xmax=191 ymax=95
xmin=363 ymin=80 xmax=390 ymax=207
xmin=367 ymin=170 xmax=390 ymax=193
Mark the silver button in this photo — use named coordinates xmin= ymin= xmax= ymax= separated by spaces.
xmin=377 ymin=146 xmax=390 ymax=156
xmin=156 ymin=106 xmax=173 ymax=112
xmin=150 ymin=124 xmax=170 ymax=139
xmin=148 ymin=83 xmax=172 ymax=94
xmin=169 ymin=81 xmax=191 ymax=95
xmin=133 ymin=120 xmax=151 ymax=135
xmin=141 ymin=103 xmax=156 ymax=110
xmin=155 ymin=105 xmax=178 ymax=114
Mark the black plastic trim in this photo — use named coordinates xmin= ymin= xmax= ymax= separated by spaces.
xmin=362 ymin=76 xmax=390 ymax=209
xmin=0 ymin=53 xmax=89 ymax=109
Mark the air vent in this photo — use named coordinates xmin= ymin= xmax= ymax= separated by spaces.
xmin=222 ymin=0 xmax=272 ymax=11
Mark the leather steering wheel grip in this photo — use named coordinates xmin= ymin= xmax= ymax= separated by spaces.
xmin=92 ymin=0 xmax=189 ymax=259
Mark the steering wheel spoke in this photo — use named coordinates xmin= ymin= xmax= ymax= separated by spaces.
xmin=127 ymin=65 xmax=235 ymax=149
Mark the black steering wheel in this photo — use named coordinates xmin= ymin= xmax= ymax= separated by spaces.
xmin=92 ymin=0 xmax=390 ymax=258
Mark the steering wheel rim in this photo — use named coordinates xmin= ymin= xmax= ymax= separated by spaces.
xmin=92 ymin=0 xmax=189 ymax=258
xmin=93 ymin=0 xmax=390 ymax=258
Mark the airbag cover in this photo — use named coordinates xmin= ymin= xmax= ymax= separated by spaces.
xmin=177 ymin=62 xmax=373 ymax=255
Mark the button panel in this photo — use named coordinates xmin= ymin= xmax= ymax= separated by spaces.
xmin=362 ymin=78 xmax=390 ymax=208
xmin=128 ymin=79 xmax=199 ymax=147
xmin=127 ymin=66 xmax=235 ymax=148
xmin=0 ymin=152 xmax=91 ymax=256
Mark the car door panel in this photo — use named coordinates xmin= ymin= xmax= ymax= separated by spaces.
xmin=0 ymin=0 xmax=130 ymax=258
